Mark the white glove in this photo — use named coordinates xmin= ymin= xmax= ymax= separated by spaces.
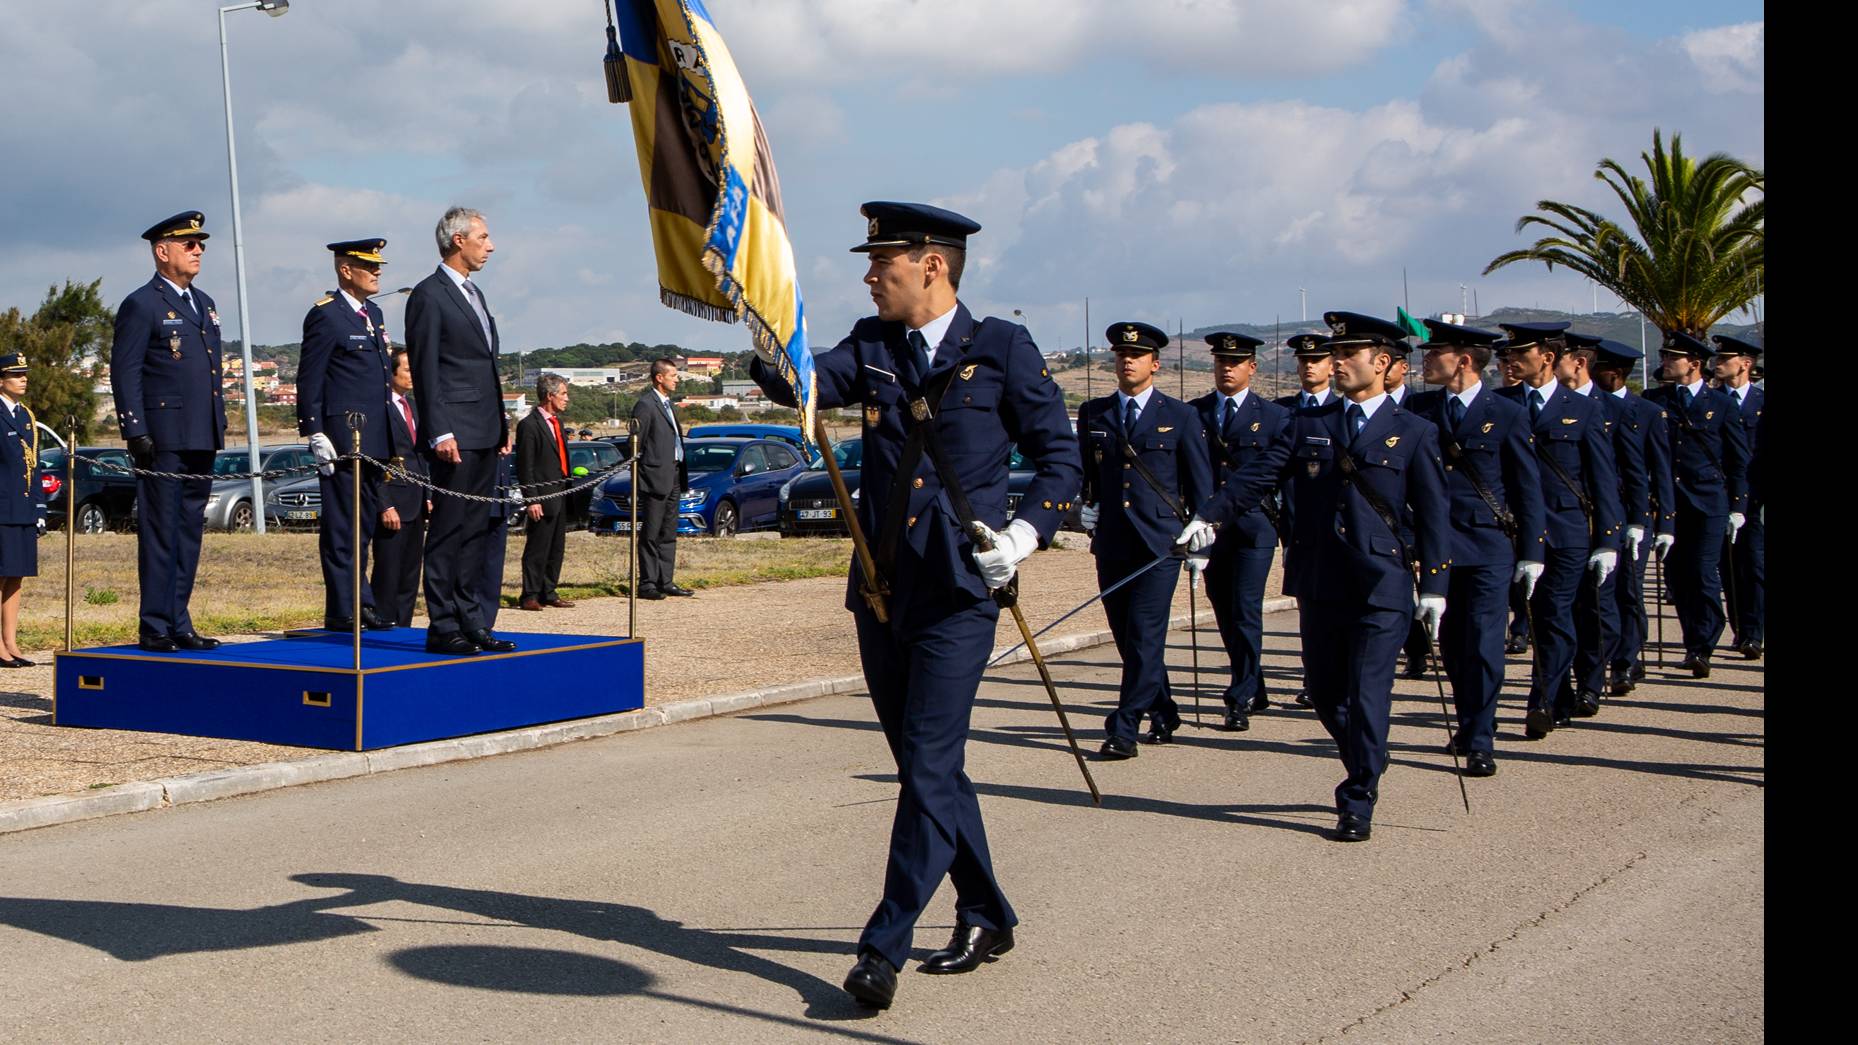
xmin=971 ymin=518 xmax=1039 ymax=590
xmin=1185 ymin=552 xmax=1209 ymax=590
xmin=1512 ymin=560 xmax=1545 ymax=600
xmin=1625 ymin=525 xmax=1645 ymax=560
xmin=1079 ymin=503 xmax=1100 ymax=532
xmin=309 ymin=432 xmax=338 ymax=477
xmin=1653 ymin=532 xmax=1675 ymax=558
xmin=1175 ymin=515 xmax=1216 ymax=553
xmin=1587 ymin=548 xmax=1617 ymax=585
xmin=1727 ymin=512 xmax=1745 ymax=543
xmin=36 ymin=517 xmax=46 ymax=537
xmin=1416 ymin=595 xmax=1446 ymax=642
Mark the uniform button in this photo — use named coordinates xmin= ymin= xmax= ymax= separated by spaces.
xmin=912 ymin=477 xmax=923 ymax=489
xmin=1122 ymin=500 xmax=1131 ymax=508
xmin=1123 ymin=481 xmax=1131 ymax=489
xmin=1123 ymin=462 xmax=1131 ymax=469
xmin=1042 ymin=500 xmax=1052 ymax=509
xmin=908 ymin=515 xmax=917 ymax=526
xmin=1338 ymin=525 xmax=1347 ymax=534
xmin=1444 ymin=464 xmax=1453 ymax=471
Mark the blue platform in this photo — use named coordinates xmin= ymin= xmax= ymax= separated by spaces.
xmin=53 ymin=631 xmax=645 ymax=751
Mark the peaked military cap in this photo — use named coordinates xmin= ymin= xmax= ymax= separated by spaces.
xmin=1496 ymin=321 xmax=1570 ymax=351
xmin=1206 ymin=331 xmax=1263 ymax=357
xmin=328 ymin=238 xmax=388 ymax=264
xmin=851 ymin=201 xmax=981 ymax=253
xmin=1591 ymin=338 xmax=1643 ymax=368
xmin=0 ymin=352 xmax=29 ymax=374
xmin=1287 ymin=332 xmax=1331 ymax=356
xmin=1419 ymin=318 xmax=1502 ymax=349
xmin=1711 ymin=333 xmax=1762 ymax=358
xmin=1660 ymin=330 xmax=1713 ymax=358
xmin=1323 ymin=310 xmax=1410 ymax=349
xmin=1106 ymin=321 xmax=1168 ymax=353
xmin=141 ymin=211 xmax=209 ymax=242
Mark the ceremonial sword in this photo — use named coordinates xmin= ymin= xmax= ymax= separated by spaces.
xmin=986 ymin=548 xmax=1182 ymax=668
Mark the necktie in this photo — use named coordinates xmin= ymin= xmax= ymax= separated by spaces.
xmin=1221 ymin=397 xmax=1236 ymax=433
xmin=661 ymin=395 xmax=682 ymax=461
xmin=1529 ymin=389 xmax=1543 ymax=424
xmin=1681 ymin=385 xmax=1695 ymax=410
xmin=1446 ymin=395 xmax=1465 ymax=431
xmin=1123 ymin=396 xmax=1139 ymax=433
xmin=399 ymin=397 xmax=416 ymax=443
xmin=550 ymin=414 xmax=568 ymax=474
xmin=179 ymin=289 xmax=198 ymax=322
xmin=1303 ymin=392 xmax=1317 ymax=410
xmin=907 ymin=330 xmax=931 ymax=382
xmin=461 ymin=279 xmax=494 ymax=347
xmin=1347 ymin=403 xmax=1366 ymax=445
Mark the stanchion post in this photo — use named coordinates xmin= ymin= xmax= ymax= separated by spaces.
xmin=348 ymin=412 xmax=364 ymax=672
xmin=627 ymin=418 xmax=638 ymax=639
xmin=63 ymin=421 xmax=76 ymax=652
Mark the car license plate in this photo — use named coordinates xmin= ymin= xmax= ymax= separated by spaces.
xmin=285 ymin=510 xmax=317 ymax=521
xmin=798 ymin=508 xmax=837 ymax=520
xmin=610 ymin=520 xmax=632 ymax=532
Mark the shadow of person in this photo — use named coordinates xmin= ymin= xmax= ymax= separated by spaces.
xmin=389 ymin=944 xmax=654 ymax=996
xmin=0 ymin=891 xmax=379 ymax=962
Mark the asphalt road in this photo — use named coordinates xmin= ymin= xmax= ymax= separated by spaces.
xmin=0 ymin=606 xmax=1764 ymax=1042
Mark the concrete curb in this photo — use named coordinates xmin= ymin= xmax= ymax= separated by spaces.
xmin=0 ymin=597 xmax=1297 ymax=837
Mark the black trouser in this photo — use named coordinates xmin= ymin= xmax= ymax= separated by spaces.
xmin=422 ymin=448 xmax=496 ymax=637
xmin=520 ymin=510 xmax=567 ymax=602
xmin=637 ymin=491 xmax=678 ymax=592
xmin=370 ymin=500 xmax=424 ymax=627
xmin=317 ymin=459 xmax=380 ymax=620
xmin=136 ymin=449 xmax=213 ymax=641
xmin=1730 ymin=508 xmax=1763 ymax=645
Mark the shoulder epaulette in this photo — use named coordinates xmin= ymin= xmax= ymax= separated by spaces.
xmin=314 ymin=295 xmax=336 ymax=307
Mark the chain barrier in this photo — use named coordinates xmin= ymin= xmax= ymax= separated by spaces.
xmin=79 ymin=452 xmax=632 ymax=506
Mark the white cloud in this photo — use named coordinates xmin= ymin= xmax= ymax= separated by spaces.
xmin=1681 ymin=22 xmax=1764 ymax=93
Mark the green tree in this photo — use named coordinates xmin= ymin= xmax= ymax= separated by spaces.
xmin=1484 ymin=130 xmax=1763 ymax=338
xmin=0 ymin=279 xmax=110 ymax=441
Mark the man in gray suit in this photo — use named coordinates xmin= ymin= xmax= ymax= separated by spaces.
xmin=630 ymin=358 xmax=692 ymax=599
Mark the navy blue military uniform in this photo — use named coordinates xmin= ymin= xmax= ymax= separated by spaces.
xmin=0 ymin=354 xmax=42 ymax=580
xmin=1191 ymin=333 xmax=1291 ymax=724
xmin=748 ymin=203 xmax=1080 ymax=975
xmin=110 ymin=212 xmax=228 ymax=646
xmin=1590 ymin=341 xmax=1675 ymax=688
xmin=1079 ymin=322 xmax=1215 ymax=749
xmin=1406 ymin=321 xmax=1547 ymax=758
xmin=371 ymin=386 xmax=428 ymax=627
xmin=1494 ymin=324 xmax=1623 ymax=733
xmin=1204 ymin=314 xmax=1452 ymax=833
xmin=1644 ymin=332 xmax=1749 ymax=669
xmin=298 ymin=239 xmax=396 ymax=626
xmin=1714 ymin=334 xmax=1763 ymax=656
xmin=1277 ymin=333 xmax=1337 ymax=416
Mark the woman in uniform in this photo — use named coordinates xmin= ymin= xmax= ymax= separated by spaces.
xmin=0 ymin=352 xmax=42 ymax=667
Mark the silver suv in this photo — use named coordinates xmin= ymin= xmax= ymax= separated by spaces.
xmin=206 ymin=444 xmax=317 ymax=530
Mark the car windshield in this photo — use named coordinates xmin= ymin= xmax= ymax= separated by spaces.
xmin=39 ymin=448 xmax=65 ymax=471
xmin=214 ymin=451 xmax=260 ymax=476
xmin=686 ymin=444 xmax=740 ymax=474
xmin=807 ymin=438 xmax=862 ymax=471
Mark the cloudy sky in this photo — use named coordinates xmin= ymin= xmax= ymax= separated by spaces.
xmin=0 ymin=0 xmax=1763 ymax=354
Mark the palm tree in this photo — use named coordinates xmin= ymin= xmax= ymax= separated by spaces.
xmin=1485 ymin=130 xmax=1763 ymax=338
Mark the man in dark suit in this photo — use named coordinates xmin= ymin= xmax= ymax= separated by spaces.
xmin=109 ymin=211 xmax=227 ymax=653
xmin=1189 ymin=333 xmax=1291 ymax=730
xmin=405 ymin=207 xmax=516 ymax=655
xmin=1589 ymin=340 xmax=1674 ymax=693
xmin=748 ymin=201 xmax=1080 ymax=1009
xmin=298 ymin=239 xmax=396 ymax=631
xmin=630 ymin=359 xmax=692 ymax=599
xmin=1712 ymin=334 xmax=1763 ymax=659
xmin=371 ymin=348 xmax=428 ymax=627
xmin=1646 ymin=331 xmax=1749 ymax=677
xmin=517 ymin=374 xmax=576 ymax=611
xmin=1203 ymin=312 xmax=1452 ymax=842
xmin=1077 ymin=321 xmax=1215 ymax=756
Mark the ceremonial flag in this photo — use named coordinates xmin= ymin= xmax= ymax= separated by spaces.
xmin=605 ymin=0 xmax=814 ymax=437
xmin=1396 ymin=306 xmax=1428 ymax=339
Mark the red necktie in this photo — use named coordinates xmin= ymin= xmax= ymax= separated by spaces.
xmin=399 ymin=397 xmax=416 ymax=442
xmin=550 ymin=414 xmax=567 ymax=474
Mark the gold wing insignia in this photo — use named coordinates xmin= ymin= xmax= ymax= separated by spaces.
xmin=1561 ymin=417 xmax=1577 ymax=424
xmin=1384 ymin=435 xmax=1400 ymax=448
xmin=959 ymin=363 xmax=978 ymax=381
xmin=1481 ymin=421 xmax=1494 ymax=433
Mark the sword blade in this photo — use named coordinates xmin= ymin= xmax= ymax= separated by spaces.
xmin=987 ymin=549 xmax=1179 ymax=669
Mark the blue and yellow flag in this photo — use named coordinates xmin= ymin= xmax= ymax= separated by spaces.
xmin=607 ymin=0 xmax=813 ymax=437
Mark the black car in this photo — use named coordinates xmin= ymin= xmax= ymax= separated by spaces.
xmin=776 ymin=439 xmax=1038 ymax=537
xmin=38 ymin=446 xmax=139 ymax=533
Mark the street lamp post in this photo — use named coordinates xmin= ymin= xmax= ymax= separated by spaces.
xmin=218 ymin=0 xmax=288 ymax=533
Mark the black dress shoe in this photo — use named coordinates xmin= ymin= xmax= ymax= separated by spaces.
xmin=1249 ymin=693 xmax=1271 ymax=712
xmin=1504 ymin=635 xmax=1529 ymax=655
xmin=1099 ymin=736 xmax=1139 ymax=760
xmin=138 ymin=635 xmax=178 ymax=653
xmin=1524 ymin=705 xmax=1556 ymax=740
xmin=1552 ymin=709 xmax=1573 ymax=728
xmin=1400 ymin=654 xmax=1429 ymax=680
xmin=324 ymin=617 xmax=356 ymax=631
xmin=425 ymin=632 xmax=480 ymax=656
xmin=8 ymin=656 xmax=32 ymax=668
xmin=920 ymin=923 xmax=1015 ymax=974
xmin=637 ymin=587 xmax=665 ymax=601
xmin=1444 ymin=734 xmax=1468 ymax=756
xmin=1296 ymin=689 xmax=1312 ymax=707
xmin=1140 ymin=724 xmax=1175 ymax=745
xmin=843 ymin=952 xmax=898 ymax=1009
xmin=1629 ymin=662 xmax=1647 ymax=681
xmin=1464 ymin=751 xmax=1497 ymax=777
xmin=1222 ymin=707 xmax=1251 ymax=732
xmin=359 ymin=607 xmax=394 ymax=631
xmin=662 ymin=584 xmax=696 ymax=597
xmin=1738 ymin=640 xmax=1762 ymax=661
xmin=1682 ymin=654 xmax=1711 ymax=679
xmin=466 ymin=629 xmax=517 ymax=653
xmin=1332 ymin=814 xmax=1372 ymax=842
xmin=1611 ymin=674 xmax=1636 ymax=695
xmin=1573 ymin=690 xmax=1601 ymax=718
xmin=172 ymin=633 xmax=220 ymax=651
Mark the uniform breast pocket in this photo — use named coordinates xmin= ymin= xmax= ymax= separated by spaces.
xmin=1145 ymin=435 xmax=1178 ymax=454
xmin=947 ymin=384 xmax=1000 ymax=413
xmin=1295 ymin=444 xmax=1332 ymax=468
xmin=1364 ymin=450 xmax=1404 ymax=474
xmin=150 ymin=398 xmax=183 ymax=410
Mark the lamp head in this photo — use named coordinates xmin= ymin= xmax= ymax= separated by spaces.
xmin=260 ymin=0 xmax=288 ymax=16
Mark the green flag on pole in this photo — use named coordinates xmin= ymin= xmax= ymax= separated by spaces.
xmin=1396 ymin=306 xmax=1427 ymax=339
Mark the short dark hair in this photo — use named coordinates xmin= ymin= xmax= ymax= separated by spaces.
xmin=391 ymin=347 xmax=409 ymax=369
xmin=1566 ymin=346 xmax=1598 ymax=370
xmin=1462 ymin=344 xmax=1493 ymax=371
xmin=908 ymin=243 xmax=965 ymax=291
xmin=651 ymin=357 xmax=678 ymax=379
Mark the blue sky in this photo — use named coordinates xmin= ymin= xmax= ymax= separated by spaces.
xmin=0 ymin=1 xmax=1763 ymax=354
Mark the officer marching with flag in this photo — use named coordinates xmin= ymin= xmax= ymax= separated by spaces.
xmin=1189 ymin=332 xmax=1291 ymax=730
xmin=1406 ymin=319 xmax=1546 ymax=776
xmin=1077 ymin=321 xmax=1216 ymax=757
xmin=1589 ymin=338 xmax=1675 ymax=693
xmin=1645 ymin=331 xmax=1748 ymax=677
xmin=1202 ymin=312 xmax=1452 ymax=842
xmin=298 ymin=239 xmax=397 ymax=631
xmin=1495 ymin=323 xmax=1623 ymax=737
xmin=1711 ymin=334 xmax=1763 ymax=659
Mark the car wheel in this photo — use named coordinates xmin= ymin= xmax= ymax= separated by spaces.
xmin=76 ymin=502 xmax=107 ymax=535
xmin=712 ymin=500 xmax=738 ymax=537
xmin=230 ymin=501 xmax=255 ymax=531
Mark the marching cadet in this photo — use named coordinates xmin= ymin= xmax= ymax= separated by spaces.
xmin=110 ymin=211 xmax=227 ymax=653
xmin=1406 ymin=320 xmax=1546 ymax=777
xmin=1203 ymin=312 xmax=1451 ymax=842
xmin=1645 ymin=331 xmax=1748 ymax=677
xmin=1590 ymin=339 xmax=1675 ymax=693
xmin=1495 ymin=323 xmax=1622 ymax=737
xmin=1501 ymin=337 xmax=1533 ymax=656
xmin=1279 ymin=333 xmax=1338 ymax=412
xmin=1078 ymin=321 xmax=1215 ymax=756
xmin=748 ymin=202 xmax=1080 ymax=1009
xmin=1711 ymin=334 xmax=1763 ymax=659
xmin=1189 ymin=332 xmax=1290 ymax=730
xmin=299 ymin=239 xmax=397 ymax=631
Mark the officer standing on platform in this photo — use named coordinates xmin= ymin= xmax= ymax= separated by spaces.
xmin=1495 ymin=323 xmax=1622 ymax=737
xmin=371 ymin=347 xmax=429 ymax=628
xmin=298 ymin=239 xmax=396 ymax=631
xmin=747 ymin=202 xmax=1080 ymax=1010
xmin=1189 ymin=332 xmax=1290 ymax=730
xmin=110 ymin=212 xmax=227 ymax=653
xmin=1203 ymin=312 xmax=1452 ymax=842
xmin=1407 ymin=320 xmax=1546 ymax=777
xmin=1711 ymin=334 xmax=1763 ymax=659
xmin=1645 ymin=331 xmax=1748 ymax=677
xmin=1077 ymin=322 xmax=1215 ymax=757
xmin=1590 ymin=339 xmax=1675 ymax=693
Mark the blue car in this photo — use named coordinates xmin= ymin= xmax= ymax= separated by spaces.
xmin=587 ymin=436 xmax=808 ymax=537
xmin=684 ymin=423 xmax=806 ymax=454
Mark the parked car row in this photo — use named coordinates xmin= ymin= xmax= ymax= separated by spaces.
xmin=588 ymin=436 xmax=807 ymax=537
xmin=774 ymin=438 xmax=1047 ymax=538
